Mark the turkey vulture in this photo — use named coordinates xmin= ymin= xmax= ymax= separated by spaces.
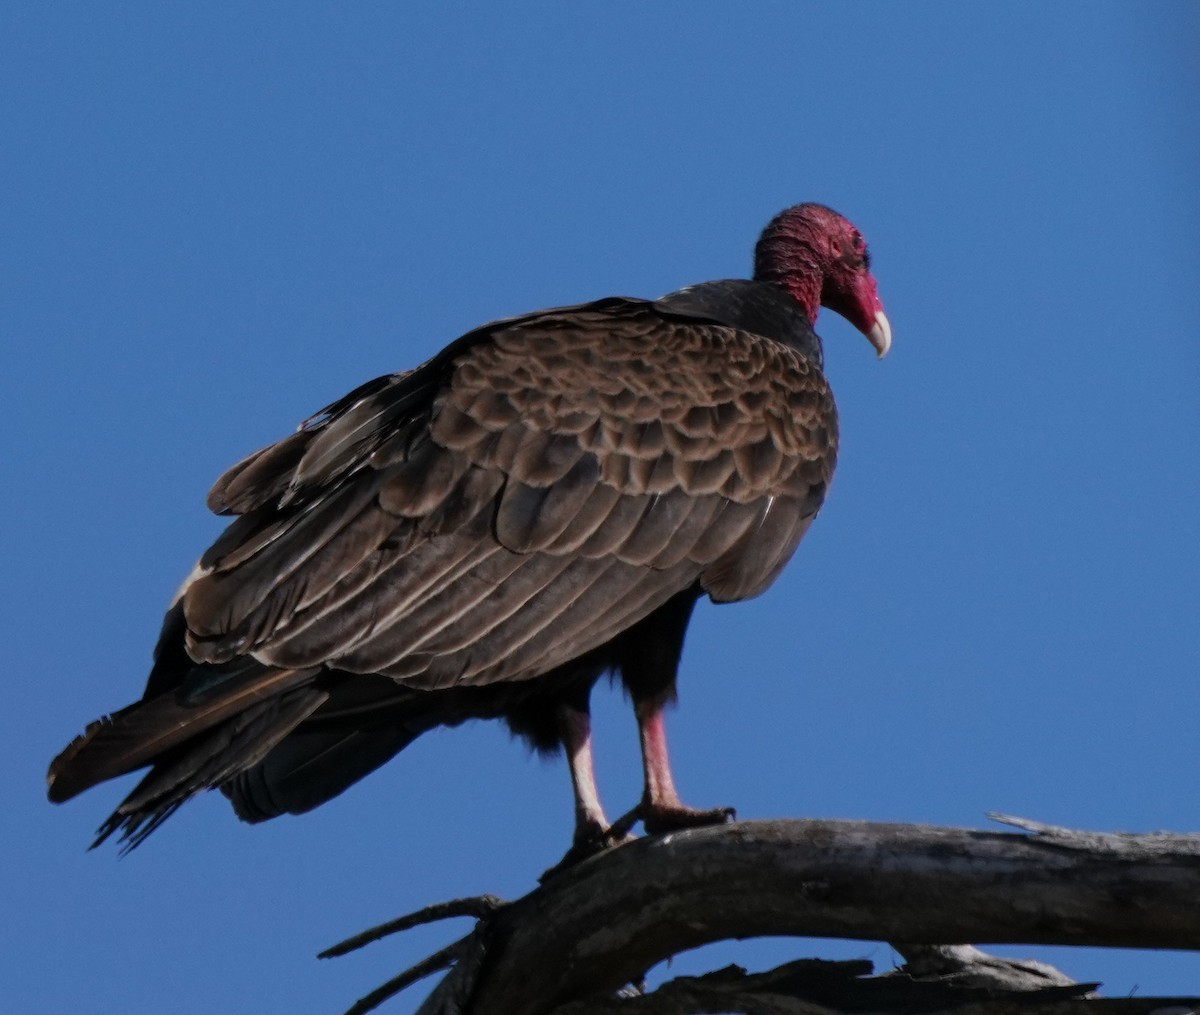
xmin=48 ymin=203 xmax=890 ymax=858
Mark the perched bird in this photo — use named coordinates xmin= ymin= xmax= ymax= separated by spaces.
xmin=48 ymin=203 xmax=890 ymax=860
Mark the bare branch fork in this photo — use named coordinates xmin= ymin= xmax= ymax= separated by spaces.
xmin=323 ymin=815 xmax=1200 ymax=1015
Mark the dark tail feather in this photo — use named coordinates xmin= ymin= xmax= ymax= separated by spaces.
xmin=223 ymin=723 xmax=426 ymax=822
xmin=48 ymin=661 xmax=325 ymax=850
xmin=93 ymin=687 xmax=329 ymax=852
xmin=221 ymin=674 xmax=569 ymax=823
xmin=47 ymin=663 xmax=319 ymax=805
xmin=223 ymin=672 xmax=456 ymax=822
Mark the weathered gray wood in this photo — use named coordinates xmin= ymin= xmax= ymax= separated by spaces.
xmin=464 ymin=818 xmax=1200 ymax=1015
xmin=330 ymin=816 xmax=1200 ymax=1015
xmin=891 ymin=943 xmax=1090 ymax=990
xmin=549 ymin=956 xmax=1101 ymax=1015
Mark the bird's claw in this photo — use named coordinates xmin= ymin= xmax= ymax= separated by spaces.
xmin=606 ymin=799 xmax=737 ymax=840
xmin=541 ymin=802 xmax=735 ymax=882
xmin=540 ymin=819 xmax=637 ymax=883
xmin=639 ymin=801 xmax=736 ymax=835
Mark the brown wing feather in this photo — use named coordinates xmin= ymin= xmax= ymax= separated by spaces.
xmin=174 ymin=299 xmax=835 ymax=694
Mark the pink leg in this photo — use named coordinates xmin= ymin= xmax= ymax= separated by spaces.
xmin=541 ymin=703 xmax=632 ymax=881
xmin=635 ymin=699 xmax=734 ymax=834
xmin=559 ymin=704 xmax=609 ymax=847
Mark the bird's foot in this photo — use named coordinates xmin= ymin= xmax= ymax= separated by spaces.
xmin=540 ymin=803 xmax=735 ymax=883
xmin=539 ymin=818 xmax=636 ymax=883
xmin=607 ymin=798 xmax=736 ymax=839
xmin=638 ymin=800 xmax=736 ymax=835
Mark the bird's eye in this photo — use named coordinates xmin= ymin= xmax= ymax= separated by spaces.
xmin=848 ymin=231 xmax=870 ymax=270
xmin=837 ymin=236 xmax=868 ymax=271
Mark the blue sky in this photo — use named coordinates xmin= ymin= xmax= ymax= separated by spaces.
xmin=4 ymin=3 xmax=1198 ymax=1012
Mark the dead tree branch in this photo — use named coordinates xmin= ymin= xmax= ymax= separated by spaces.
xmin=325 ymin=816 xmax=1200 ymax=1015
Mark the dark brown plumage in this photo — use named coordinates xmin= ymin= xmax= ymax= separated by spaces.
xmin=48 ymin=203 xmax=891 ymax=856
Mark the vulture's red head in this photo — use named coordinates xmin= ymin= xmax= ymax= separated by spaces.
xmin=754 ymin=203 xmax=891 ymax=358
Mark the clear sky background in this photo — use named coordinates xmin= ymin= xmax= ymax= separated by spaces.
xmin=4 ymin=3 xmax=1198 ymax=1012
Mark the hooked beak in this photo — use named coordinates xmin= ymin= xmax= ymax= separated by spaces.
xmin=867 ymin=309 xmax=891 ymax=359
xmin=824 ymin=270 xmax=892 ymax=360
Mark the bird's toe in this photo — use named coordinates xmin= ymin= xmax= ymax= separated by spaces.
xmin=640 ymin=802 xmax=736 ymax=835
